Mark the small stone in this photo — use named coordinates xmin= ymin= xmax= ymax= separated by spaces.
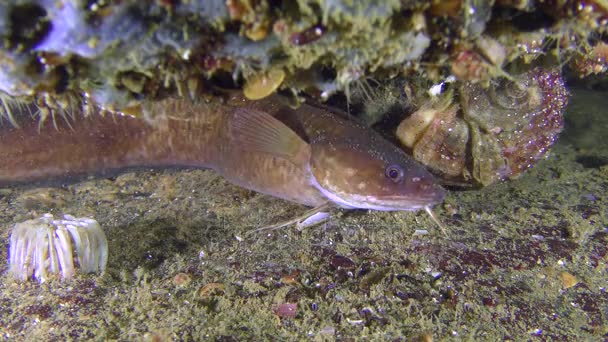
xmin=560 ymin=271 xmax=578 ymax=289
xmin=274 ymin=302 xmax=297 ymax=318
xmin=198 ymin=282 xmax=225 ymax=298
xmin=330 ymin=254 xmax=356 ymax=270
xmin=173 ymin=272 xmax=192 ymax=286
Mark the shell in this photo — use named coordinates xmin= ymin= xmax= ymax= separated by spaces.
xmin=396 ymin=68 xmax=568 ymax=186
xmin=243 ymin=69 xmax=286 ymax=100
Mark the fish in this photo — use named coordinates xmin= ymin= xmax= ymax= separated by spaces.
xmin=0 ymin=92 xmax=445 ymax=216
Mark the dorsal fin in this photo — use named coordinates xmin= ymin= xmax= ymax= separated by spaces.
xmin=229 ymin=107 xmax=310 ymax=166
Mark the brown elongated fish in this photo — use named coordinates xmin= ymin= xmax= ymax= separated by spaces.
xmin=0 ymin=93 xmax=445 ymax=211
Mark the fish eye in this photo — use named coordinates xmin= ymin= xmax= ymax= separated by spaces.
xmin=385 ymin=164 xmax=404 ymax=183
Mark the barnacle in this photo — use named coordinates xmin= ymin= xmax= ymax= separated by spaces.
xmin=396 ymin=68 xmax=568 ymax=187
xmin=397 ymin=94 xmax=470 ymax=182
xmin=8 ymin=213 xmax=108 ymax=283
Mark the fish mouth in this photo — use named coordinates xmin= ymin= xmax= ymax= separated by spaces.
xmin=379 ymin=186 xmax=446 ymax=207
xmin=310 ymin=175 xmax=446 ymax=211
xmin=314 ymin=184 xmax=446 ymax=211
xmin=362 ymin=183 xmax=446 ymax=211
xmin=358 ymin=194 xmax=444 ymax=211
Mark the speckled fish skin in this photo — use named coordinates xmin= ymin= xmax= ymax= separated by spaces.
xmin=0 ymin=94 xmax=445 ymax=210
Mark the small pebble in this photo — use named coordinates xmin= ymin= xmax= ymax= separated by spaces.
xmin=274 ymin=303 xmax=297 ymax=318
xmin=198 ymin=282 xmax=225 ymax=298
xmin=173 ymin=273 xmax=192 ymax=286
xmin=560 ymin=271 xmax=578 ymax=289
xmin=330 ymin=254 xmax=356 ymax=270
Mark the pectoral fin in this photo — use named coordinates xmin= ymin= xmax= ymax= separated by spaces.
xmin=246 ymin=202 xmax=333 ymax=234
xmin=230 ymin=107 xmax=310 ymax=166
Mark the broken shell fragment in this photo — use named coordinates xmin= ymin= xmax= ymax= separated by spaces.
xmin=8 ymin=213 xmax=108 ymax=283
xmin=243 ymin=69 xmax=285 ymax=100
xmin=397 ymin=68 xmax=568 ymax=186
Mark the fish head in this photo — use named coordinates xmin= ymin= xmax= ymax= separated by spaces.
xmin=308 ymin=138 xmax=446 ymax=211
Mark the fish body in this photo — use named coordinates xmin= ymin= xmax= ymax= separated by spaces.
xmin=0 ymin=93 xmax=445 ymax=211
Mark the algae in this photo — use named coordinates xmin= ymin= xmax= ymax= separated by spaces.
xmin=0 ymin=86 xmax=606 ymax=340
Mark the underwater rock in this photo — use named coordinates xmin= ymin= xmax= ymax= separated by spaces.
xmin=0 ymin=0 xmax=604 ymax=114
xmin=0 ymin=0 xmax=432 ymax=110
xmin=8 ymin=213 xmax=108 ymax=283
xmin=35 ymin=1 xmax=146 ymax=58
xmin=397 ymin=68 xmax=568 ymax=186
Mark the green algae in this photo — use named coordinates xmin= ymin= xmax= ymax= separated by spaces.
xmin=0 ymin=86 xmax=607 ymax=340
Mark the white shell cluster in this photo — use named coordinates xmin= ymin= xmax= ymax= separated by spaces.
xmin=8 ymin=213 xmax=108 ymax=283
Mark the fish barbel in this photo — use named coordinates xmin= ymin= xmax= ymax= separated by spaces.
xmin=0 ymin=93 xmax=445 ymax=212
